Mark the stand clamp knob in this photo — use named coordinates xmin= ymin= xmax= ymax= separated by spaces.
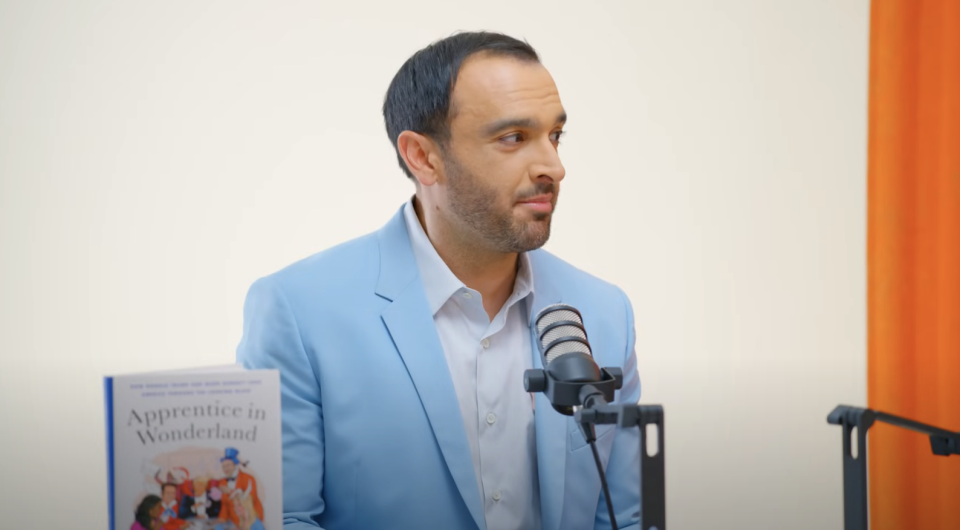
xmin=524 ymin=369 xmax=547 ymax=393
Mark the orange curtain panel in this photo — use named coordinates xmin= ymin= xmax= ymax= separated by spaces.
xmin=867 ymin=0 xmax=960 ymax=529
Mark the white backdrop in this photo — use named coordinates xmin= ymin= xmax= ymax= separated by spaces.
xmin=0 ymin=1 xmax=868 ymax=528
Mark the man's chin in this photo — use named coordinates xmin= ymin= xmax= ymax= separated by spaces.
xmin=517 ymin=223 xmax=551 ymax=251
xmin=530 ymin=211 xmax=552 ymax=222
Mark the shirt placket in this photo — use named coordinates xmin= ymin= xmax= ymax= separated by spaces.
xmin=476 ymin=297 xmax=519 ymax=524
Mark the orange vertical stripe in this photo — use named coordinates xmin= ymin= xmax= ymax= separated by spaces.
xmin=868 ymin=1 xmax=960 ymax=529
xmin=934 ymin=0 xmax=960 ymax=525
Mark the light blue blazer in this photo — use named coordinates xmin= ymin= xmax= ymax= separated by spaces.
xmin=237 ymin=206 xmax=642 ymax=530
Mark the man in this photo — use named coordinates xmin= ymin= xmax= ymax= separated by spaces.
xmin=158 ymin=483 xmax=185 ymax=530
xmin=218 ymin=448 xmax=264 ymax=526
xmin=182 ymin=475 xmax=220 ymax=520
xmin=238 ymin=31 xmax=641 ymax=530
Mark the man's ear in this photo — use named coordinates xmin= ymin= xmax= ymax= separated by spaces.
xmin=397 ymin=131 xmax=443 ymax=186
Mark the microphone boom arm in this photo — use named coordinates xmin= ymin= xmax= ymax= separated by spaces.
xmin=826 ymin=405 xmax=960 ymax=530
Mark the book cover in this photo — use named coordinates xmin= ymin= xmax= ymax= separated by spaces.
xmin=105 ymin=366 xmax=281 ymax=530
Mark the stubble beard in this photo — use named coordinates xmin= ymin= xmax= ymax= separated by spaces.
xmin=444 ymin=153 xmax=556 ymax=254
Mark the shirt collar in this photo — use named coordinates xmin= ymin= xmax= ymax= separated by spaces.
xmin=514 ymin=252 xmax=534 ymax=304
xmin=402 ymin=198 xmax=535 ymax=315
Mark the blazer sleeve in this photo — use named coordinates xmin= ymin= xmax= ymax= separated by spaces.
xmin=236 ymin=276 xmax=327 ymax=529
xmin=594 ymin=288 xmax=642 ymax=530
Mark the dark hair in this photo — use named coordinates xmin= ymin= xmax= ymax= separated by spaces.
xmin=382 ymin=31 xmax=540 ymax=179
xmin=161 ymin=482 xmax=178 ymax=494
xmin=134 ymin=494 xmax=162 ymax=528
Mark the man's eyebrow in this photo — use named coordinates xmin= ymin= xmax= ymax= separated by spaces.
xmin=481 ymin=112 xmax=568 ymax=137
xmin=482 ymin=117 xmax=538 ymax=136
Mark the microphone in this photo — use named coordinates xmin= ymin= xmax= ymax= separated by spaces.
xmin=524 ymin=304 xmax=623 ymax=415
xmin=525 ymin=304 xmax=628 ymax=530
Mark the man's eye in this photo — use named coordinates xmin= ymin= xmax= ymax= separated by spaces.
xmin=501 ymin=133 xmax=523 ymax=144
xmin=550 ymin=130 xmax=566 ymax=143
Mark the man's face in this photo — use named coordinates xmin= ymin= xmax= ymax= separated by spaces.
xmin=161 ymin=485 xmax=177 ymax=504
xmin=221 ymin=459 xmax=236 ymax=477
xmin=437 ymin=54 xmax=566 ymax=253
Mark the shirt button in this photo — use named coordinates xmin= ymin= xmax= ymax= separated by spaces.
xmin=481 ymin=338 xmax=490 ymax=349
xmin=462 ymin=292 xmax=472 ymax=299
xmin=492 ymin=490 xmax=502 ymax=502
xmin=486 ymin=412 xmax=497 ymax=425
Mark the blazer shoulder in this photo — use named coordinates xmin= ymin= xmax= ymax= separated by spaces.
xmin=258 ymin=231 xmax=381 ymax=296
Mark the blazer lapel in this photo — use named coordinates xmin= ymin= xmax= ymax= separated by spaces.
xmin=528 ymin=250 xmax=568 ymax=530
xmin=375 ymin=208 xmax=486 ymax=530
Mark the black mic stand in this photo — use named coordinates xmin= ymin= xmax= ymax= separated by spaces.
xmin=525 ymin=368 xmax=667 ymax=530
xmin=827 ymin=405 xmax=960 ymax=530
xmin=577 ymin=386 xmax=666 ymax=530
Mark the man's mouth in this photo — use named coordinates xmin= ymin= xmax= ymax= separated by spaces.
xmin=516 ymin=194 xmax=554 ymax=213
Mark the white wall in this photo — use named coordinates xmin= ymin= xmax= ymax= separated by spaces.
xmin=0 ymin=1 xmax=868 ymax=528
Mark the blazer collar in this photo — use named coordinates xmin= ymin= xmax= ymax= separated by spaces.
xmin=374 ymin=206 xmax=418 ymax=302
xmin=375 ymin=207 xmax=486 ymax=530
xmin=527 ymin=250 xmax=567 ymax=530
xmin=375 ymin=207 xmax=568 ymax=530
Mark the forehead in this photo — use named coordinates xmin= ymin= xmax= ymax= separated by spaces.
xmin=450 ymin=54 xmax=562 ymax=129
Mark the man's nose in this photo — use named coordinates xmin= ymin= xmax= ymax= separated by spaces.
xmin=531 ymin=138 xmax=565 ymax=184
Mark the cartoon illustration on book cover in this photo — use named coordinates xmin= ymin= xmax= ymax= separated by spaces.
xmin=129 ymin=447 xmax=266 ymax=530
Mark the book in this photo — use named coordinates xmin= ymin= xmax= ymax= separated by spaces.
xmin=105 ymin=365 xmax=282 ymax=530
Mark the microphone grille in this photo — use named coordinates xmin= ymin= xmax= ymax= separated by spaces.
xmin=544 ymin=340 xmax=592 ymax=364
xmin=535 ymin=305 xmax=583 ymax=333
xmin=541 ymin=324 xmax=587 ymax=345
xmin=535 ymin=304 xmax=592 ymax=366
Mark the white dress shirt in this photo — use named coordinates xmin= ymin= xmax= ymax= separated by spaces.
xmin=403 ymin=200 xmax=541 ymax=530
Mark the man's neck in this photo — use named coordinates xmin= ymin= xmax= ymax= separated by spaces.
xmin=414 ymin=198 xmax=517 ymax=321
